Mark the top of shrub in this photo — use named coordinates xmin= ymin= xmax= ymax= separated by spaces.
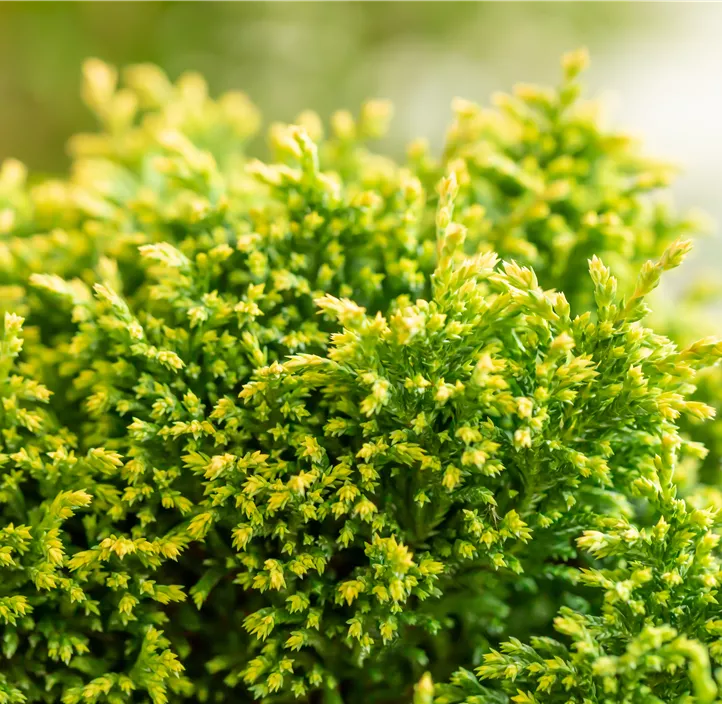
xmin=0 ymin=49 xmax=721 ymax=704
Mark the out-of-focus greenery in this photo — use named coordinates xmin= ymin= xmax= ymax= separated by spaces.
xmin=0 ymin=2 xmax=649 ymax=173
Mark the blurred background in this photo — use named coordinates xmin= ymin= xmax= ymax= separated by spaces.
xmin=1 ymin=1 xmax=721 ymax=274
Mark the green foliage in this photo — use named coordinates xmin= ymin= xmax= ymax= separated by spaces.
xmin=1 ymin=50 xmax=721 ymax=703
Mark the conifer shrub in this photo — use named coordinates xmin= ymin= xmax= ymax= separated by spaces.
xmin=1 ymin=49 xmax=721 ymax=704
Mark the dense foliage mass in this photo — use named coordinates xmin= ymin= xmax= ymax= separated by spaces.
xmin=1 ymin=49 xmax=721 ymax=704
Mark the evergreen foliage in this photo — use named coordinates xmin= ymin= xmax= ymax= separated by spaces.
xmin=1 ymin=49 xmax=721 ymax=703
